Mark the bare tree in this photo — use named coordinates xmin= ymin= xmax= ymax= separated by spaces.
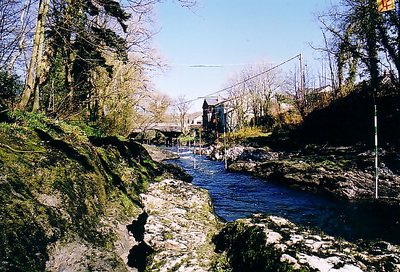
xmin=310 ymin=30 xmax=339 ymax=93
xmin=284 ymin=67 xmax=305 ymax=118
xmin=175 ymin=95 xmax=192 ymax=133
xmin=225 ymin=62 xmax=281 ymax=128
xmin=226 ymin=80 xmax=249 ymax=130
xmin=318 ymin=0 xmax=400 ymax=90
xmin=0 ymin=0 xmax=36 ymax=72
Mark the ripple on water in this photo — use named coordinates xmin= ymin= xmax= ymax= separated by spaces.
xmin=167 ymin=147 xmax=400 ymax=244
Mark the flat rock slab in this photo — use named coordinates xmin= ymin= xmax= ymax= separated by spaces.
xmin=140 ymin=179 xmax=222 ymax=271
xmin=226 ymin=146 xmax=400 ymax=203
xmin=143 ymin=145 xmax=179 ymax=162
xmin=214 ymin=214 xmax=400 ymax=272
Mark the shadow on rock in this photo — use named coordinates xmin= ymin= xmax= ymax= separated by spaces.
xmin=127 ymin=212 xmax=148 ymax=242
xmin=127 ymin=212 xmax=154 ymax=271
xmin=127 ymin=242 xmax=154 ymax=272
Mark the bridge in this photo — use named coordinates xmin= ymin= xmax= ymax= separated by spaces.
xmin=151 ymin=123 xmax=182 ymax=134
xmin=129 ymin=123 xmax=182 ymax=146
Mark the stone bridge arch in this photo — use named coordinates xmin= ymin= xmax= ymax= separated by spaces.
xmin=129 ymin=123 xmax=182 ymax=146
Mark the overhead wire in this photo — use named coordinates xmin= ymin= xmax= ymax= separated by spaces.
xmin=174 ymin=54 xmax=301 ymax=106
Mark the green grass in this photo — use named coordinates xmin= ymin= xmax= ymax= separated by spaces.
xmin=227 ymin=127 xmax=271 ymax=146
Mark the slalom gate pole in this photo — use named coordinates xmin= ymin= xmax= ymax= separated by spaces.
xmin=374 ymin=93 xmax=379 ymax=199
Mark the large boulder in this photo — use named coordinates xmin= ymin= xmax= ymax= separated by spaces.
xmin=225 ymin=145 xmax=279 ymax=163
xmin=139 ymin=179 xmax=224 ymax=271
xmin=214 ymin=214 xmax=400 ymax=272
xmin=227 ymin=146 xmax=400 ymax=202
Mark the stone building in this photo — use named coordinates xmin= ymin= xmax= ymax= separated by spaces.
xmin=202 ymin=96 xmax=226 ymax=133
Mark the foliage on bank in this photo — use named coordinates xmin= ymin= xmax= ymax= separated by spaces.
xmin=0 ymin=112 xmax=180 ymax=271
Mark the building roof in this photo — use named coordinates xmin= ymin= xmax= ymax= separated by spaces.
xmin=204 ymin=97 xmax=219 ymax=106
xmin=202 ymin=96 xmax=225 ymax=108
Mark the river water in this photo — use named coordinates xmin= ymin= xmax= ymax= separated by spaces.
xmin=168 ymin=148 xmax=400 ymax=244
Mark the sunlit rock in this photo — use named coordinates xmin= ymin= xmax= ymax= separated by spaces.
xmin=139 ymin=179 xmax=223 ymax=271
xmin=226 ymin=145 xmax=400 ymax=203
xmin=214 ymin=214 xmax=400 ymax=271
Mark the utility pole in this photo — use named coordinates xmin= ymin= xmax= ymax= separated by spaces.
xmin=299 ymin=54 xmax=304 ymax=91
xmin=299 ymin=54 xmax=306 ymax=100
xmin=199 ymin=128 xmax=202 ymax=156
xmin=297 ymin=53 xmax=307 ymax=117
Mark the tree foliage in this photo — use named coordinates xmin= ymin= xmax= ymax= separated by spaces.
xmin=319 ymin=0 xmax=400 ymax=92
xmin=0 ymin=0 xmax=195 ymax=135
xmin=0 ymin=70 xmax=23 ymax=112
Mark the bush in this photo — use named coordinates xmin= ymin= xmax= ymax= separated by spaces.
xmin=0 ymin=70 xmax=22 ymax=112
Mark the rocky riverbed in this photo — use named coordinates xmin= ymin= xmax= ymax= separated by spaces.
xmin=136 ymin=145 xmax=400 ymax=271
xmin=136 ymin=178 xmax=224 ymax=271
xmin=132 ymin=176 xmax=400 ymax=272
xmin=224 ymin=145 xmax=400 ymax=204
xmin=143 ymin=144 xmax=180 ymax=162
xmin=214 ymin=214 xmax=400 ymax=272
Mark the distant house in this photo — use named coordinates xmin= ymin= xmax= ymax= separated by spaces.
xmin=189 ymin=114 xmax=203 ymax=127
xmin=185 ymin=113 xmax=203 ymax=133
xmin=202 ymin=96 xmax=226 ymax=133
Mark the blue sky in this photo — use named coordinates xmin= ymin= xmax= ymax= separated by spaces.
xmin=152 ymin=0 xmax=334 ymax=112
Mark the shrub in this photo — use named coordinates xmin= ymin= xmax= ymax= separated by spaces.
xmin=0 ymin=70 xmax=22 ymax=115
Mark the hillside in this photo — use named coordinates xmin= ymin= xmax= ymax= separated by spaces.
xmin=0 ymin=112 xmax=189 ymax=271
xmin=293 ymin=84 xmax=400 ymax=148
xmin=225 ymin=84 xmax=400 ymax=203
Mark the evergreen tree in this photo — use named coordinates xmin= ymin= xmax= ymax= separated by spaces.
xmin=43 ymin=0 xmax=130 ymax=120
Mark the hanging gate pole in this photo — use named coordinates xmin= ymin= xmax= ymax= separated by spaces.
xmin=223 ymin=125 xmax=227 ymax=170
xmin=374 ymin=94 xmax=379 ymax=199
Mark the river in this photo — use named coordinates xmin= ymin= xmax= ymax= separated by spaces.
xmin=168 ymin=148 xmax=400 ymax=244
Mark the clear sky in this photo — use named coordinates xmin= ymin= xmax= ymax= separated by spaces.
xmin=152 ymin=0 xmax=335 ymax=112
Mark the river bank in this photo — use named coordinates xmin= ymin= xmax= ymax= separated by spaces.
xmin=143 ymin=146 xmax=400 ymax=271
xmin=220 ymin=145 xmax=400 ymax=205
xmin=137 ymin=178 xmax=225 ymax=271
xmin=0 ymin=115 xmax=192 ymax=272
xmin=136 ymin=175 xmax=400 ymax=272
xmin=215 ymin=214 xmax=400 ymax=271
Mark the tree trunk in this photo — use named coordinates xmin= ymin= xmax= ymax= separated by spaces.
xmin=64 ymin=0 xmax=75 ymax=112
xmin=32 ymin=0 xmax=50 ymax=112
xmin=65 ymin=47 xmax=74 ymax=112
xmin=19 ymin=0 xmax=50 ymax=110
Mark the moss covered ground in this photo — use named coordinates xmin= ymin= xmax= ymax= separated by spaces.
xmin=0 ymin=112 xmax=177 ymax=271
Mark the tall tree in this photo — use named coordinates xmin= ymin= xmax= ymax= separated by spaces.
xmin=376 ymin=1 xmax=400 ymax=83
xmin=13 ymin=0 xmax=197 ymax=137
xmin=0 ymin=0 xmax=35 ymax=72
xmin=19 ymin=0 xmax=49 ymax=111
xmin=319 ymin=0 xmax=400 ymax=91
